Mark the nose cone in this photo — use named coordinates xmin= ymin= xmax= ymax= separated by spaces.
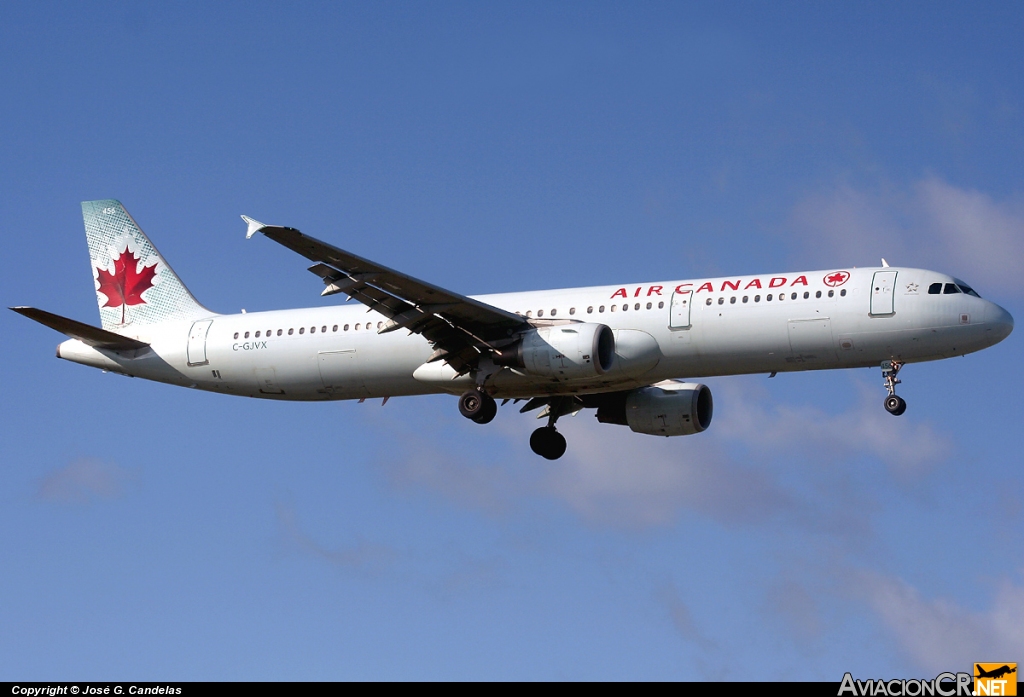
xmin=987 ymin=302 xmax=1014 ymax=343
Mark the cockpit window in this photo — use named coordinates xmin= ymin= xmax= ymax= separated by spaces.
xmin=928 ymin=283 xmax=942 ymax=295
xmin=943 ymin=283 xmax=961 ymax=294
xmin=958 ymin=284 xmax=981 ymax=298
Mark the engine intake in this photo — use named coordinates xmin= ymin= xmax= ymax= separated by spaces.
xmin=495 ymin=323 xmax=615 ymax=380
xmin=596 ymin=382 xmax=713 ymax=436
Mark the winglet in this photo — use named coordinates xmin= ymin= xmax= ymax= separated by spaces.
xmin=241 ymin=215 xmax=267 ymax=239
xmin=881 ymin=258 xmax=890 ymax=267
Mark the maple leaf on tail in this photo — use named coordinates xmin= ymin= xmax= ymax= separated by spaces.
xmin=96 ymin=246 xmax=158 ymax=324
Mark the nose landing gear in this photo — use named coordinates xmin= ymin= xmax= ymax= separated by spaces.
xmin=881 ymin=360 xmax=907 ymax=416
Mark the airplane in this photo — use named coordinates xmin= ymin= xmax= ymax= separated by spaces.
xmin=12 ymin=200 xmax=1014 ymax=460
xmin=975 ymin=665 xmax=1016 ymax=680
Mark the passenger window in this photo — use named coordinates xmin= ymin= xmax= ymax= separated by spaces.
xmin=803 ymin=292 xmax=809 ymax=299
xmin=538 ymin=310 xmax=544 ymax=317
xmin=233 ymin=332 xmax=239 ymax=339
xmin=599 ymin=305 xmax=605 ymax=313
xmin=354 ymin=324 xmax=360 ymax=330
xmin=634 ymin=303 xmax=640 ymax=311
xmin=587 ymin=306 xmax=593 ymax=314
xmin=779 ymin=294 xmax=784 ymax=301
xmin=277 ymin=329 xmax=282 ymax=336
xmin=742 ymin=296 xmax=748 ymax=303
xmin=323 ymin=326 xmax=327 ymax=333
xmin=377 ymin=322 xmax=383 ymax=329
xmin=646 ymin=302 xmax=652 ymax=310
xmin=928 ymin=283 xmax=943 ymax=294
xmin=551 ymin=309 xmax=557 ymax=317
xmin=706 ymin=298 xmax=712 ymax=306
xmin=791 ymin=293 xmax=797 ymax=300
xmin=730 ymin=297 xmax=736 ymax=304
xmin=244 ymin=331 xmax=250 ymax=339
xmin=944 ymin=283 xmax=961 ymax=294
xmin=828 ymin=290 xmax=834 ymax=298
xmin=840 ymin=289 xmax=847 ymax=297
xmin=766 ymin=294 xmax=773 ymax=301
xmin=754 ymin=295 xmax=761 ymax=302
xmin=816 ymin=291 xmax=821 ymax=298
xmin=288 ymin=328 xmax=294 ymax=335
xmin=717 ymin=298 xmax=724 ymax=305
xmin=310 ymin=327 xmax=316 ymax=334
xmin=570 ymin=308 xmax=576 ymax=315
xmin=622 ymin=304 xmax=628 ymax=311
xmin=299 ymin=327 xmax=305 ymax=334
xmin=333 ymin=325 xmax=338 ymax=332
xmin=344 ymin=324 xmax=349 ymax=331
xmin=255 ymin=331 xmax=260 ymax=338
xmin=526 ymin=311 xmax=532 ymax=317
xmin=611 ymin=305 xmax=616 ymax=312
xmin=658 ymin=301 xmax=664 ymax=309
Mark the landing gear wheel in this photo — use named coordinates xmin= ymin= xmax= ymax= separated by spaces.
xmin=884 ymin=394 xmax=907 ymax=416
xmin=530 ymin=426 xmax=567 ymax=460
xmin=459 ymin=389 xmax=497 ymax=424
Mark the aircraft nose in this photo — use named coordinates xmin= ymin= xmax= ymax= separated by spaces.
xmin=986 ymin=302 xmax=1014 ymax=342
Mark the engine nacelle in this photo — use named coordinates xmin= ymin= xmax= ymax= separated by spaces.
xmin=597 ymin=382 xmax=713 ymax=436
xmin=496 ymin=323 xmax=615 ymax=380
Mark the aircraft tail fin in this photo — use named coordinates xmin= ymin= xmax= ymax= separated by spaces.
xmin=82 ymin=200 xmax=210 ymax=330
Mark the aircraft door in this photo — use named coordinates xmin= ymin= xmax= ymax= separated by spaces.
xmin=870 ymin=271 xmax=898 ymax=316
xmin=186 ymin=319 xmax=213 ymax=366
xmin=669 ymin=290 xmax=692 ymax=329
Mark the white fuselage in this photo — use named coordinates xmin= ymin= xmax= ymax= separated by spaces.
xmin=56 ymin=266 xmax=1014 ymax=400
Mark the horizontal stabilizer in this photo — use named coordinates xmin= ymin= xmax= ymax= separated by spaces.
xmin=10 ymin=307 xmax=150 ymax=351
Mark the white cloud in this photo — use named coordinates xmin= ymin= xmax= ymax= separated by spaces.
xmin=854 ymin=570 xmax=1024 ymax=673
xmin=370 ymin=378 xmax=952 ymax=531
xmin=791 ymin=176 xmax=1024 ymax=292
xmin=714 ymin=380 xmax=952 ymax=479
xmin=36 ymin=458 xmax=136 ymax=503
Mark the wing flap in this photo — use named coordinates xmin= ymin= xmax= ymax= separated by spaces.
xmin=11 ymin=306 xmax=150 ymax=351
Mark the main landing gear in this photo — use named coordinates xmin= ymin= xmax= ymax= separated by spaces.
xmin=459 ymin=388 xmax=497 ymax=424
xmin=458 ymin=389 xmax=571 ymax=460
xmin=530 ymin=426 xmax=566 ymax=461
xmin=881 ymin=360 xmax=907 ymax=416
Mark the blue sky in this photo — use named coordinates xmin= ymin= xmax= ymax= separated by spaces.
xmin=1 ymin=1 xmax=1022 ymax=680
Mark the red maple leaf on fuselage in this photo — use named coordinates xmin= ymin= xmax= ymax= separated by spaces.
xmin=96 ymin=246 xmax=157 ymax=324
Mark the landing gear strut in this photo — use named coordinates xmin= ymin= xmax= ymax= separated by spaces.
xmin=459 ymin=389 xmax=497 ymax=424
xmin=881 ymin=360 xmax=907 ymax=416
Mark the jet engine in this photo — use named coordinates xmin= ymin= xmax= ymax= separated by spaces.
xmin=495 ymin=323 xmax=615 ymax=380
xmin=595 ymin=382 xmax=713 ymax=436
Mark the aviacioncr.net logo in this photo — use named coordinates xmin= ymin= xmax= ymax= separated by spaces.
xmin=838 ymin=672 xmax=974 ymax=697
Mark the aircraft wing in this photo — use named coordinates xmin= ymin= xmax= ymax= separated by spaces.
xmin=243 ymin=217 xmax=526 ymax=374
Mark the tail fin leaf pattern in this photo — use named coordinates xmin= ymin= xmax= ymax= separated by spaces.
xmin=82 ymin=200 xmax=208 ymax=330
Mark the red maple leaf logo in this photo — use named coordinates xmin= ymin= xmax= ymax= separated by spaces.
xmin=96 ymin=246 xmax=157 ymax=324
xmin=824 ymin=271 xmax=850 ymax=287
